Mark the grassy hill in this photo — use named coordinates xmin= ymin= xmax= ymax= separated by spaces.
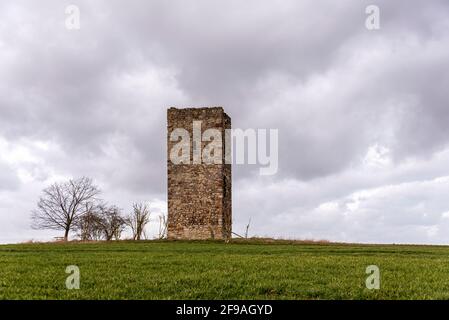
xmin=1 ymin=239 xmax=449 ymax=299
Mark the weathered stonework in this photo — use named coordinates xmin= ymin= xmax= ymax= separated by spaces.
xmin=167 ymin=107 xmax=232 ymax=240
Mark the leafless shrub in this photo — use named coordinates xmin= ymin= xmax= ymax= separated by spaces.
xmin=126 ymin=202 xmax=151 ymax=240
xmin=75 ymin=203 xmax=126 ymax=241
xmin=97 ymin=205 xmax=126 ymax=241
xmin=245 ymin=217 xmax=251 ymax=239
xmin=158 ymin=214 xmax=168 ymax=239
xmin=76 ymin=205 xmax=104 ymax=241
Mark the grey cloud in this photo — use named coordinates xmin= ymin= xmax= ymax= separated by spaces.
xmin=1 ymin=0 xmax=449 ymax=243
xmin=0 ymin=161 xmax=20 ymax=191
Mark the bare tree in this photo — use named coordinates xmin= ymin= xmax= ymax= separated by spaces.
xmin=31 ymin=177 xmax=101 ymax=241
xmin=97 ymin=205 xmax=126 ymax=241
xmin=126 ymin=202 xmax=151 ymax=240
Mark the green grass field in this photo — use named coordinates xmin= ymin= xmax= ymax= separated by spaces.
xmin=1 ymin=239 xmax=449 ymax=300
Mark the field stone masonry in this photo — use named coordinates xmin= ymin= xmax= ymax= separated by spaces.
xmin=167 ymin=107 xmax=232 ymax=240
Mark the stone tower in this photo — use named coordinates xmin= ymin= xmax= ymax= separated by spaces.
xmin=167 ymin=107 xmax=232 ymax=240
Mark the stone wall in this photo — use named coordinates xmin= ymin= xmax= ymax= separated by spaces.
xmin=167 ymin=107 xmax=232 ymax=240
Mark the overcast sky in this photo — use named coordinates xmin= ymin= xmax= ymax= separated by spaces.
xmin=1 ymin=0 xmax=449 ymax=244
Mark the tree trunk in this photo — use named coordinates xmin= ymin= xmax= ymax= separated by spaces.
xmin=64 ymin=228 xmax=69 ymax=241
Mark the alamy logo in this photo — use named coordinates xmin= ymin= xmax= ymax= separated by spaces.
xmin=365 ymin=5 xmax=380 ymax=30
xmin=365 ymin=265 xmax=380 ymax=290
xmin=65 ymin=265 xmax=80 ymax=290
xmin=65 ymin=5 xmax=80 ymax=30
xmin=169 ymin=121 xmax=278 ymax=175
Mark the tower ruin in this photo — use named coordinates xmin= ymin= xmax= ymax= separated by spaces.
xmin=167 ymin=107 xmax=232 ymax=240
